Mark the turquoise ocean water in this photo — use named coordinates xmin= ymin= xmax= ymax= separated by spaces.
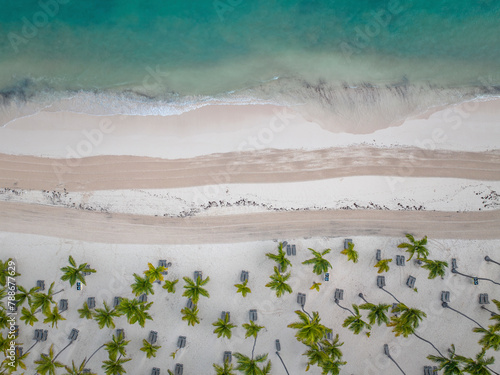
xmin=0 ymin=0 xmax=499 ymax=122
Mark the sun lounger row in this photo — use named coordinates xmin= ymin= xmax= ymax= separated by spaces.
xmin=158 ymin=259 xmax=171 ymax=275
xmin=177 ymin=336 xmax=186 ymax=348
xmin=36 ymin=280 xmax=45 ymax=291
xmin=297 ymin=293 xmax=306 ymax=307
xmin=424 ymin=365 xmax=438 ymax=375
xmin=441 ymin=291 xmax=450 ymax=303
xmin=249 ymin=309 xmax=258 ymax=321
xmin=286 ymin=244 xmax=297 ymax=256
xmin=240 ymin=271 xmax=249 ymax=282
xmin=396 ymin=255 xmax=406 ymax=266
xmin=34 ymin=329 xmax=48 ymax=342
xmin=377 ymin=275 xmax=386 ymax=288
xmin=59 ymin=299 xmax=68 ymax=312
xmin=406 ymin=276 xmax=416 ymax=288
xmin=116 ymin=328 xmax=125 ymax=339
xmin=82 ymin=265 xmax=92 ymax=276
xmin=376 ymin=249 xmax=381 ymax=261
xmin=149 ymin=331 xmax=158 ymax=344
xmin=223 ymin=351 xmax=232 ymax=363
xmin=175 ymin=364 xmax=183 ymax=375
xmin=194 ymin=271 xmax=202 ymax=281
xmin=68 ymin=328 xmax=79 ymax=341
xmin=334 ymin=289 xmax=344 ymax=301
xmin=479 ymin=293 xmax=489 ymax=304
xmin=275 ymin=339 xmax=281 ymax=351
xmin=344 ymin=239 xmax=352 ymax=249
xmin=87 ymin=297 xmax=96 ymax=309
xmin=151 ymin=368 xmax=160 ymax=375
xmin=221 ymin=311 xmax=230 ymax=321
xmin=186 ymin=299 xmax=194 ymax=309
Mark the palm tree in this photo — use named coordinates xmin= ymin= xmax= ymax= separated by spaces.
xmin=34 ymin=344 xmax=65 ymax=375
xmin=64 ymin=359 xmax=96 ymax=375
xmin=78 ymin=301 xmax=94 ymax=320
xmin=389 ymin=303 xmax=444 ymax=357
xmin=233 ymin=352 xmax=271 ymax=375
xmin=339 ymin=304 xmax=371 ymax=335
xmin=144 ymin=262 xmax=167 ymax=283
xmin=374 ymin=259 xmax=392 ymax=273
xmin=0 ymin=258 xmax=19 ymax=286
xmin=31 ymin=282 xmax=60 ymax=314
xmin=457 ymin=349 xmax=499 ymax=375
xmin=140 ymin=338 xmax=161 ymax=358
xmin=181 ymin=306 xmax=200 ymax=326
xmin=2 ymin=346 xmax=28 ymax=373
xmin=60 ymin=255 xmax=96 ymax=287
xmin=302 ymin=248 xmax=332 ymax=275
xmin=304 ymin=334 xmax=346 ymax=374
xmin=43 ymin=305 xmax=66 ymax=328
xmin=104 ymin=332 xmax=130 ymax=359
xmin=101 ymin=353 xmax=131 ymax=375
xmin=213 ymin=314 xmax=237 ymax=339
xmin=116 ymin=298 xmax=152 ymax=327
xmin=162 ymin=279 xmax=179 ymax=293
xmin=310 ymin=282 xmax=322 ymax=292
xmin=15 ymin=285 xmax=39 ymax=307
xmin=182 ymin=276 xmax=210 ymax=304
xmin=359 ymin=302 xmax=391 ymax=326
xmin=213 ymin=360 xmax=236 ymax=375
xmin=94 ymin=301 xmax=121 ymax=329
xmin=473 ymin=326 xmax=500 ymax=351
xmin=304 ymin=344 xmax=328 ymax=371
xmin=20 ymin=306 xmax=38 ymax=326
xmin=287 ymin=310 xmax=330 ymax=346
xmin=234 ymin=279 xmax=251 ymax=297
xmin=397 ymin=234 xmax=429 ymax=261
xmin=265 ymin=242 xmax=292 ymax=272
xmin=421 ymin=259 xmax=448 ymax=279
xmin=427 ymin=344 xmax=463 ymax=375
xmin=0 ymin=309 xmax=8 ymax=330
xmin=265 ymin=267 xmax=292 ymax=298
xmin=242 ymin=321 xmax=265 ymax=361
xmin=340 ymin=242 xmax=359 ymax=263
xmin=131 ymin=273 xmax=154 ymax=296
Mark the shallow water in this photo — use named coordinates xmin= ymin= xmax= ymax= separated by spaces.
xmin=1 ymin=0 xmax=499 ymax=122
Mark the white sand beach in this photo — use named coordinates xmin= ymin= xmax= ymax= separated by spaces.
xmin=1 ymin=97 xmax=500 ymax=374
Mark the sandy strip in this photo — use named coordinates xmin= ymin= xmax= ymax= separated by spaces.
xmin=1 ymin=147 xmax=500 ymax=191
xmin=1 ymin=201 xmax=499 ymax=243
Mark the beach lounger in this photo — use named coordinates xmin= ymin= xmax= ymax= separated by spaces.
xmin=138 ymin=294 xmax=147 ymax=303
xmin=326 ymin=331 xmax=333 ymax=340
xmin=424 ymin=366 xmax=438 ymax=375
xmin=116 ymin=329 xmax=125 ymax=339
xmin=194 ymin=271 xmax=202 ymax=281
xmin=68 ymin=328 xmax=79 ymax=341
xmin=186 ymin=298 xmax=194 ymax=309
xmin=451 ymin=258 xmax=457 ymax=270
xmin=441 ymin=291 xmax=450 ymax=303
xmin=240 ymin=270 xmax=249 ymax=282
xmin=376 ymin=249 xmax=381 ymax=261
xmin=278 ymin=264 xmax=283 ymax=273
xmin=113 ymin=296 xmax=122 ymax=308
xmin=59 ymin=299 xmax=68 ymax=312
xmin=292 ymin=244 xmax=296 ymax=255
xmin=223 ymin=351 xmax=232 ymax=363
xmin=87 ymin=297 xmax=96 ymax=309
xmin=275 ymin=339 xmax=281 ymax=351
xmin=177 ymin=336 xmax=186 ymax=348
xmin=286 ymin=244 xmax=292 ymax=256
xmin=151 ymin=368 xmax=160 ymax=375
xmin=377 ymin=276 xmax=386 ymax=288
xmin=34 ymin=329 xmax=42 ymax=341
xmin=249 ymin=309 xmax=258 ymax=321
xmin=221 ymin=311 xmax=230 ymax=321
xmin=383 ymin=344 xmax=390 ymax=356
xmin=344 ymin=239 xmax=352 ymax=250
xmin=406 ymin=276 xmax=416 ymax=288
xmin=396 ymin=255 xmax=406 ymax=266
xmin=82 ymin=370 xmax=91 ymax=374
xmin=479 ymin=293 xmax=490 ymax=304
xmin=297 ymin=293 xmax=306 ymax=307
xmin=15 ymin=347 xmax=23 ymax=358
xmin=149 ymin=331 xmax=158 ymax=344
xmin=282 ymin=241 xmax=288 ymax=248
xmin=334 ymin=289 xmax=344 ymax=301
xmin=174 ymin=364 xmax=183 ymax=375
xmin=36 ymin=280 xmax=45 ymax=291
xmin=41 ymin=330 xmax=48 ymax=342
